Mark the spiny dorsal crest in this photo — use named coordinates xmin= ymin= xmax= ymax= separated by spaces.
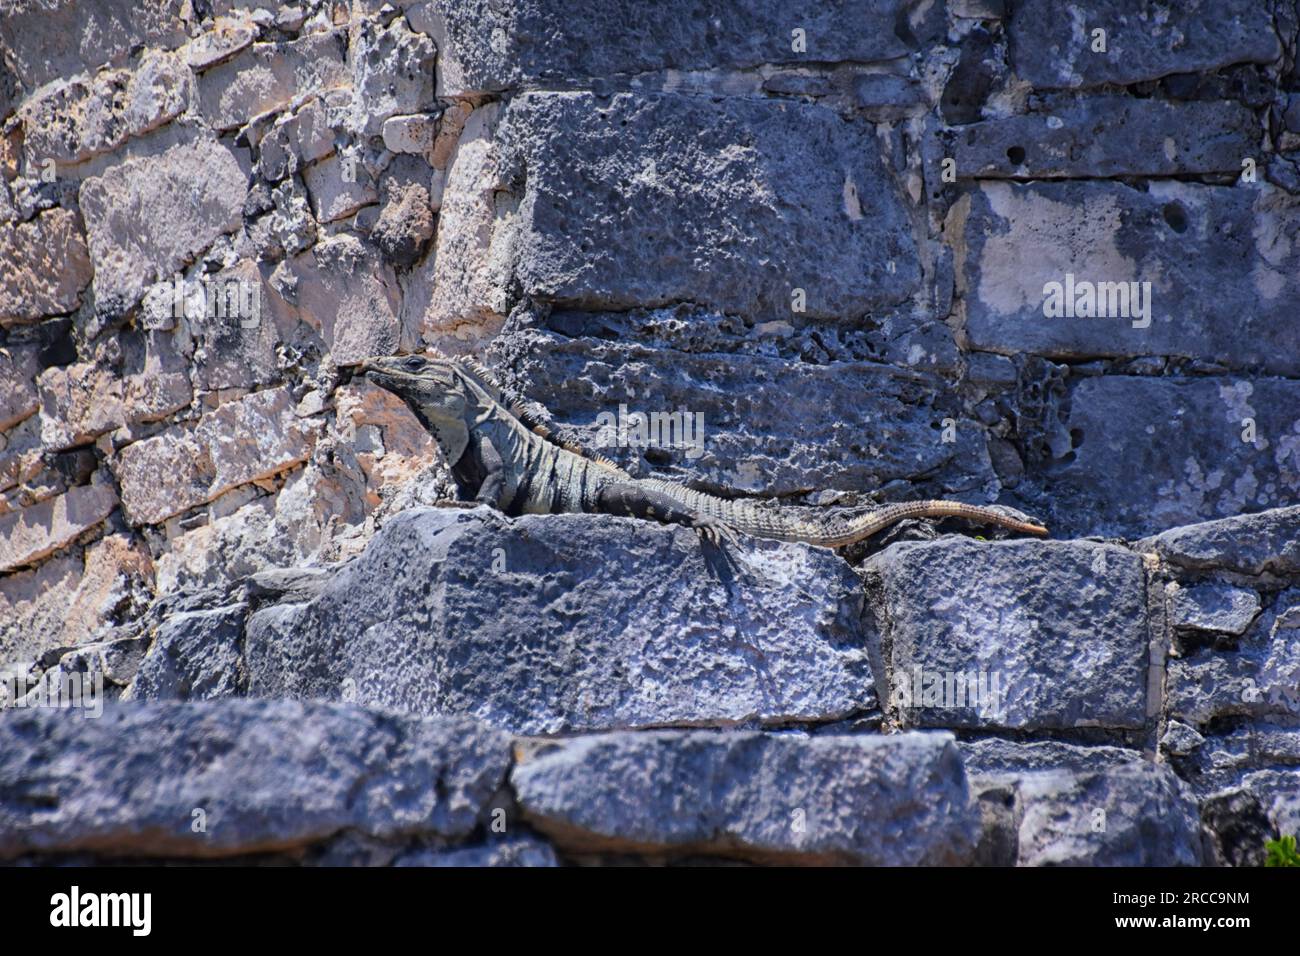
xmin=419 ymin=350 xmax=623 ymax=473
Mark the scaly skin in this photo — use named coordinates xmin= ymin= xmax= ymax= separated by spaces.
xmin=361 ymin=353 xmax=1049 ymax=547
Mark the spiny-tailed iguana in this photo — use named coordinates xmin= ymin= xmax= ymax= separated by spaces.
xmin=361 ymin=353 xmax=1049 ymax=547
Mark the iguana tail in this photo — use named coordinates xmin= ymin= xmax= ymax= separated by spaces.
xmin=637 ymin=479 xmax=1048 ymax=548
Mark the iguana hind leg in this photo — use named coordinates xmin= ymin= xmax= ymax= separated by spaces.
xmin=597 ymin=482 xmax=739 ymax=546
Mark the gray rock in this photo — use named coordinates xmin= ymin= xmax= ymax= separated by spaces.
xmin=511 ymin=729 xmax=978 ymax=865
xmin=1050 ymin=380 xmax=1300 ymax=538
xmin=79 ymin=138 xmax=247 ymax=319
xmin=1159 ymin=720 xmax=1205 ymax=759
xmin=371 ymin=182 xmax=434 ymax=268
xmin=127 ymin=605 xmax=248 ymax=702
xmin=864 ymin=537 xmax=1149 ymax=731
xmin=940 ymin=97 xmax=1257 ymax=179
xmin=0 ymin=0 xmax=187 ymax=93
xmin=1138 ymin=506 xmax=1300 ymax=577
xmin=394 ymin=835 xmax=559 ymax=867
xmin=960 ymin=738 xmax=1145 ymax=779
xmin=420 ymin=0 xmax=927 ymax=96
xmin=197 ymin=30 xmax=350 ymax=132
xmin=349 ymin=16 xmax=436 ymax=137
xmin=245 ymin=506 xmax=876 ymax=734
xmin=1166 ymin=589 xmax=1300 ymax=726
xmin=1007 ymin=0 xmax=1279 ymax=89
xmin=1169 ymin=582 xmax=1261 ymax=636
xmin=496 ymin=324 xmax=994 ymax=498
xmin=436 ymin=91 xmax=920 ymax=328
xmin=1015 ymin=763 xmax=1203 ymax=866
xmin=956 ymin=181 xmax=1300 ymax=376
xmin=0 ymin=700 xmax=511 ymax=860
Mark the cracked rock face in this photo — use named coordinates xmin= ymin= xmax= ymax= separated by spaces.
xmin=2 ymin=0 xmax=1300 ymax=867
xmin=242 ymin=507 xmax=877 ymax=734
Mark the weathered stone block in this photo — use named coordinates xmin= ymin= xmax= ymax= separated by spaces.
xmin=941 ymin=97 xmax=1257 ymax=180
xmin=429 ymin=92 xmax=920 ymax=333
xmin=864 ymin=537 xmax=1149 ymax=730
xmin=0 ymin=700 xmax=511 ymax=860
xmin=419 ymin=0 xmax=928 ymax=96
xmin=79 ymin=139 xmax=247 ymax=318
xmin=245 ymin=507 xmax=876 ymax=734
xmin=0 ymin=209 xmax=93 ymax=326
xmin=497 ymin=325 xmax=993 ymax=498
xmin=1049 ymin=378 xmax=1300 ymax=538
xmin=0 ymin=483 xmax=118 ymax=573
xmin=511 ymin=729 xmax=978 ymax=865
xmin=196 ymin=30 xmax=350 ymax=132
xmin=955 ymin=181 xmax=1300 ymax=376
xmin=0 ymin=0 xmax=187 ymax=93
xmin=1007 ymin=0 xmax=1279 ymax=89
xmin=1138 ymin=506 xmax=1300 ymax=577
xmin=111 ymin=388 xmax=318 ymax=525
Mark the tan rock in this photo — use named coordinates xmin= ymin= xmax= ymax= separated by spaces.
xmin=0 ymin=0 xmax=187 ymax=92
xmin=37 ymin=351 xmax=191 ymax=452
xmin=284 ymin=235 xmax=404 ymax=366
xmin=421 ymin=103 xmax=508 ymax=350
xmin=334 ymin=382 xmax=434 ymax=506
xmin=20 ymin=51 xmax=188 ymax=165
xmin=112 ymin=387 xmax=319 ymax=525
xmin=196 ymin=30 xmax=350 ymax=132
xmin=79 ymin=138 xmax=247 ymax=318
xmin=186 ymin=16 xmax=259 ymax=71
xmin=0 ymin=483 xmax=119 ymax=573
xmin=0 ymin=343 xmax=40 ymax=431
xmin=0 ymin=208 xmax=93 ymax=326
xmin=0 ymin=534 xmax=153 ymax=663
xmin=302 ymin=151 xmax=378 ymax=223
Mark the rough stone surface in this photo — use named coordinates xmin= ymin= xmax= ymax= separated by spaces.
xmin=423 ymin=0 xmax=929 ymax=96
xmin=1169 ymin=582 xmax=1261 ymax=636
xmin=432 ymin=92 xmax=920 ymax=330
xmin=511 ymin=730 xmax=978 ymax=865
xmin=0 ymin=534 xmax=153 ymax=664
xmin=1014 ymin=764 xmax=1204 ymax=866
xmin=196 ymin=31 xmax=350 ymax=132
xmin=0 ymin=483 xmax=118 ymax=573
xmin=127 ymin=605 xmax=247 ymax=702
xmin=941 ymin=97 xmax=1258 ymax=180
xmin=1166 ymin=589 xmax=1300 ymax=726
xmin=0 ymin=209 xmax=93 ymax=325
xmin=1049 ymin=378 xmax=1300 ymax=537
xmin=864 ymin=537 xmax=1149 ymax=731
xmin=1138 ymin=506 xmax=1300 ymax=578
xmin=956 ymin=181 xmax=1300 ymax=376
xmin=497 ymin=324 xmax=990 ymax=498
xmin=1007 ymin=0 xmax=1280 ymax=89
xmin=0 ymin=0 xmax=187 ymax=92
xmin=245 ymin=507 xmax=876 ymax=734
xmin=111 ymin=388 xmax=318 ymax=526
xmin=0 ymin=700 xmax=511 ymax=860
xmin=79 ymin=139 xmax=247 ymax=318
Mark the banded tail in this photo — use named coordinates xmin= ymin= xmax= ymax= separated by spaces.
xmin=637 ymin=479 xmax=1048 ymax=548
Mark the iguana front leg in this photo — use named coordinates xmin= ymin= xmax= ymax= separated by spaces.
xmin=597 ymin=482 xmax=738 ymax=546
xmin=473 ymin=434 xmax=506 ymax=507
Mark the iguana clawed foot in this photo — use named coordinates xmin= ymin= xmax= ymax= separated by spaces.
xmin=692 ymin=515 xmax=740 ymax=548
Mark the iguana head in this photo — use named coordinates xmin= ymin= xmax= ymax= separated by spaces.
xmin=361 ymin=353 xmax=489 ymax=465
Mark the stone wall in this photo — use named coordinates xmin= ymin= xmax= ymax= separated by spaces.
xmin=1 ymin=1 xmax=1298 ymax=865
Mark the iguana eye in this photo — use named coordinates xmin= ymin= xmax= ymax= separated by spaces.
xmin=403 ymin=356 xmax=424 ymax=370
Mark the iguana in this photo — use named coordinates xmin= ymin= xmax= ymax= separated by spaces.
xmin=361 ymin=353 xmax=1049 ymax=548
